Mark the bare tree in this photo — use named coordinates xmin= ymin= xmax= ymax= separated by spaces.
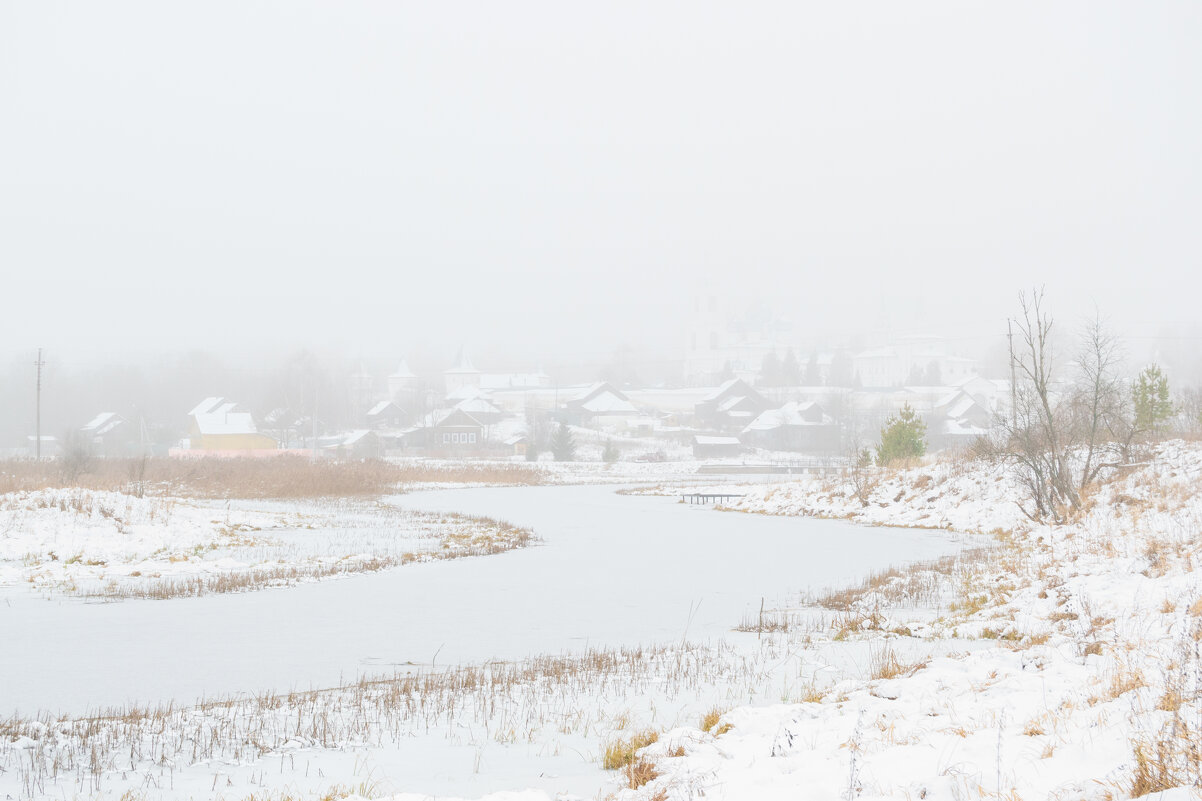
xmin=1005 ymin=289 xmax=1075 ymax=519
xmin=1002 ymin=291 xmax=1136 ymax=522
xmin=1072 ymin=314 xmax=1129 ymax=488
xmin=57 ymin=429 xmax=94 ymax=485
xmin=843 ymin=438 xmax=878 ymax=507
xmin=1176 ymin=386 xmax=1202 ymax=438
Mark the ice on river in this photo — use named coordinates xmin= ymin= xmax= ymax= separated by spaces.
xmin=0 ymin=484 xmax=966 ymax=716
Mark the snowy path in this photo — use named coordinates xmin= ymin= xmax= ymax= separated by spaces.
xmin=0 ymin=484 xmax=964 ymax=716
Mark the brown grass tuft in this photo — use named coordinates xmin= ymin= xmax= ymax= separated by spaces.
xmin=868 ymin=644 xmax=922 ymax=680
xmin=603 ymin=729 xmax=659 ymax=771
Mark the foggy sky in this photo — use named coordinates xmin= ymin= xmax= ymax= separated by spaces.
xmin=2 ymin=2 xmax=1200 ymax=364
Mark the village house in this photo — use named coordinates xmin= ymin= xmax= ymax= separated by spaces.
xmin=187 ymin=398 xmax=278 ymax=451
xmin=564 ymin=382 xmax=642 ymax=430
xmin=692 ymin=435 xmax=743 ymax=459
xmin=928 ymin=388 xmax=995 ymax=450
xmin=694 ymin=378 xmax=771 ymax=431
xmin=427 ymin=408 xmax=485 ymax=452
xmin=80 ymin=412 xmax=140 ymax=457
xmin=452 ymin=392 xmax=505 ymax=425
xmin=365 ymin=399 xmax=407 ymax=429
xmin=740 ymin=401 xmax=840 ymax=454
xmin=331 ymin=429 xmax=382 ymax=459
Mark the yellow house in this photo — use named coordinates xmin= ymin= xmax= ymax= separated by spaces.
xmin=188 ymin=397 xmax=278 ymax=451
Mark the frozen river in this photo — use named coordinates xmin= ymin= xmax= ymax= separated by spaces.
xmin=0 ymin=484 xmax=964 ymax=716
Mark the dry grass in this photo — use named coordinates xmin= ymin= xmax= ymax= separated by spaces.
xmin=1130 ymin=717 xmax=1201 ymax=797
xmin=735 ymin=608 xmax=801 ymax=634
xmin=868 ymin=644 xmax=922 ymax=680
xmin=78 ymin=514 xmax=534 ymax=601
xmin=0 ymin=643 xmax=763 ymax=797
xmin=0 ymin=456 xmax=542 ymax=499
xmin=1107 ymin=664 xmax=1148 ymax=700
xmin=622 ymin=758 xmax=659 ymax=789
xmin=603 ymin=729 xmax=659 ymax=770
xmin=813 ymin=548 xmax=994 ymax=614
xmin=699 ymin=708 xmax=724 ymax=733
xmin=699 ymin=707 xmax=733 ymax=736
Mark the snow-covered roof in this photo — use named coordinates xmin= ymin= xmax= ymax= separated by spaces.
xmin=571 ymin=382 xmax=639 ymax=414
xmin=940 ymin=418 xmax=989 ymax=437
xmin=946 ymin=394 xmax=979 ymax=419
xmin=191 ymin=398 xmax=261 ymax=436
xmin=742 ymin=401 xmax=828 ymax=432
xmin=81 ymin=412 xmax=126 ymax=436
xmin=342 ymin=429 xmax=374 ymax=446
xmin=421 ymin=408 xmax=485 ymax=428
xmin=581 ymin=393 xmax=638 ymax=414
xmin=701 ymin=379 xmax=742 ymax=403
xmin=454 ymin=395 xmax=503 ymax=415
xmin=367 ymin=400 xmax=399 ymax=416
xmin=717 ymin=396 xmax=748 ymax=413
xmin=571 ymin=382 xmax=606 ymax=401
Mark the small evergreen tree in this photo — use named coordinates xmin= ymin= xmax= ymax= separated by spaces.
xmin=804 ymin=352 xmax=821 ymax=385
xmin=781 ymin=350 xmax=801 ymax=386
xmin=922 ymin=361 xmax=942 ymax=386
xmin=551 ymin=422 xmax=576 ymax=462
xmin=876 ymin=402 xmax=926 ymax=466
xmin=829 ymin=351 xmax=853 ymax=387
xmin=760 ymin=353 xmax=781 ymax=387
xmin=1133 ymin=364 xmax=1173 ymax=437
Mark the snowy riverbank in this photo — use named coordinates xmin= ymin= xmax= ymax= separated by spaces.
xmin=4 ymin=443 xmax=1199 ymax=800
xmin=607 ymin=441 xmax=1202 ymax=800
xmin=0 ymin=489 xmax=532 ymax=599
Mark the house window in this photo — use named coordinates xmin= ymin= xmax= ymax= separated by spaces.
xmin=469 ymin=432 xmax=477 ymax=443
xmin=442 ymin=433 xmax=450 ymax=444
xmin=452 ymin=432 xmax=461 ymax=444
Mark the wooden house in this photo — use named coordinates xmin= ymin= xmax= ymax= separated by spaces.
xmin=188 ymin=397 xmax=278 ymax=451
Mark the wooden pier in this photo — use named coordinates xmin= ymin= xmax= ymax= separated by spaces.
xmin=682 ymin=492 xmax=746 ymax=505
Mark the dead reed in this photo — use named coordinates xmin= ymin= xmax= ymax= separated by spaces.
xmin=0 ymin=641 xmax=767 ymax=799
xmin=79 ymin=514 xmax=535 ymax=601
xmin=0 ymin=457 xmax=543 ymax=499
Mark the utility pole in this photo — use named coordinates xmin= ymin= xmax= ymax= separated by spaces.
xmin=34 ymin=348 xmax=45 ymax=459
xmin=1007 ymin=319 xmax=1017 ymax=428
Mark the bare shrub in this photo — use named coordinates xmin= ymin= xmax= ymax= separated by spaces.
xmin=1001 ymin=291 xmax=1134 ymax=522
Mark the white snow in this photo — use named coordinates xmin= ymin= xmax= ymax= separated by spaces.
xmin=5 ymin=443 xmax=1201 ymax=800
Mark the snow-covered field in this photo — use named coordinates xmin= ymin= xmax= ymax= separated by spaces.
xmin=605 ymin=442 xmax=1202 ymax=800
xmin=0 ymin=489 xmax=533 ymax=598
xmin=3 ymin=443 xmax=1200 ymax=800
